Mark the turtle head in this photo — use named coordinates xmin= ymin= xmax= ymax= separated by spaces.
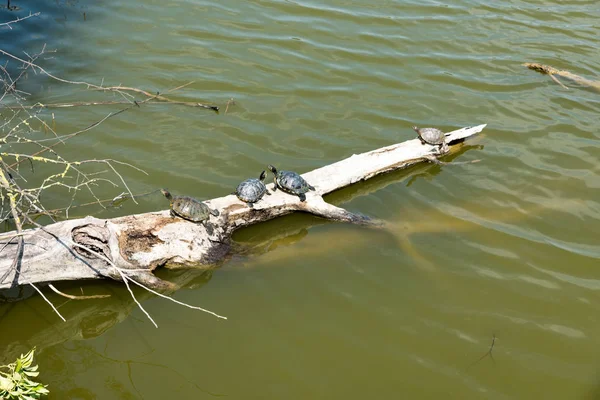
xmin=412 ymin=126 xmax=419 ymax=133
xmin=267 ymin=165 xmax=277 ymax=174
xmin=160 ymin=188 xmax=172 ymax=200
xmin=259 ymin=170 xmax=267 ymax=181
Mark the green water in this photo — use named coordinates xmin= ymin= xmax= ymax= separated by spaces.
xmin=1 ymin=0 xmax=600 ymax=398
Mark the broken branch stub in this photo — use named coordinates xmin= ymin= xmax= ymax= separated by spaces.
xmin=0 ymin=124 xmax=486 ymax=292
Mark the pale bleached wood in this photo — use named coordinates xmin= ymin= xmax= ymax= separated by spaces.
xmin=0 ymin=124 xmax=486 ymax=292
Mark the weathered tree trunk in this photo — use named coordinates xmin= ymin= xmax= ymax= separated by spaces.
xmin=0 ymin=125 xmax=486 ymax=292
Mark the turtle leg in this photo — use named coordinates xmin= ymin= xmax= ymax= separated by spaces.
xmin=248 ymin=202 xmax=254 ymax=209
xmin=265 ymin=190 xmax=272 ymax=195
xmin=298 ymin=193 xmax=306 ymax=202
xmin=272 ymin=180 xmax=278 ymax=191
xmin=210 ymin=208 xmax=220 ymax=217
xmin=424 ymin=155 xmax=446 ymax=166
xmin=203 ymin=221 xmax=215 ymax=236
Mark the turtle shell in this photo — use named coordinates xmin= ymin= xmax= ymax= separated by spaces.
xmin=413 ymin=126 xmax=445 ymax=145
xmin=236 ymin=178 xmax=268 ymax=203
xmin=170 ymin=196 xmax=219 ymax=222
xmin=275 ymin=170 xmax=314 ymax=195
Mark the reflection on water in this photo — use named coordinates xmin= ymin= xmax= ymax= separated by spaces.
xmin=1 ymin=0 xmax=600 ymax=398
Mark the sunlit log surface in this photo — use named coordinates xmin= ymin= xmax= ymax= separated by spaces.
xmin=0 ymin=124 xmax=486 ymax=293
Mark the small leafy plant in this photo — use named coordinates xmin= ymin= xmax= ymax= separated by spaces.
xmin=0 ymin=348 xmax=49 ymax=399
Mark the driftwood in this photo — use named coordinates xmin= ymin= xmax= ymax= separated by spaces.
xmin=524 ymin=62 xmax=600 ymax=92
xmin=0 ymin=125 xmax=486 ymax=294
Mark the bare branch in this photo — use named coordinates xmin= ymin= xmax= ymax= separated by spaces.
xmin=28 ymin=282 xmax=66 ymax=322
xmin=0 ymin=12 xmax=41 ymax=30
xmin=127 ymin=278 xmax=227 ymax=320
xmin=47 ymin=283 xmax=111 ymax=300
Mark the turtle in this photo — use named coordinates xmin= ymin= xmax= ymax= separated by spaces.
xmin=233 ymin=170 xmax=271 ymax=207
xmin=161 ymin=189 xmax=219 ymax=223
xmin=412 ymin=126 xmax=449 ymax=153
xmin=267 ymin=164 xmax=315 ymax=202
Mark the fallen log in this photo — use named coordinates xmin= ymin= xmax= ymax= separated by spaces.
xmin=0 ymin=124 xmax=486 ymax=293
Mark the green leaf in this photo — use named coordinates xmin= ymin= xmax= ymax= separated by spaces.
xmin=0 ymin=347 xmax=48 ymax=399
xmin=14 ymin=358 xmax=22 ymax=372
xmin=24 ymin=365 xmax=39 ymax=373
xmin=21 ymin=349 xmax=35 ymax=368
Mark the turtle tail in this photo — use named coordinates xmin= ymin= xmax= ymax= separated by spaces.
xmin=210 ymin=208 xmax=220 ymax=217
xmin=308 ymin=184 xmax=315 ymax=191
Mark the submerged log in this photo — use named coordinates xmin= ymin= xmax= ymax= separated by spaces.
xmin=524 ymin=62 xmax=600 ymax=92
xmin=0 ymin=124 xmax=486 ymax=292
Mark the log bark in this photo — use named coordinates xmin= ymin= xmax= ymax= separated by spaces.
xmin=0 ymin=124 xmax=486 ymax=293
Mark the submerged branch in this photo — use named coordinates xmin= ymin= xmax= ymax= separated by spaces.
xmin=524 ymin=62 xmax=600 ymax=92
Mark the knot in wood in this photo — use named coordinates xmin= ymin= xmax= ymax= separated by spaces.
xmin=72 ymin=223 xmax=112 ymax=262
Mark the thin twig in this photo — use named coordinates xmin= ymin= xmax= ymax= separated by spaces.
xmin=31 ymin=189 xmax=160 ymax=218
xmin=47 ymin=283 xmax=110 ymax=300
xmin=6 ymin=99 xmax=219 ymax=110
xmin=0 ymin=49 xmax=112 ymax=89
xmin=28 ymin=283 xmax=66 ymax=322
xmin=127 ymin=278 xmax=227 ymax=320
xmin=0 ymin=165 xmax=24 ymax=285
xmin=467 ymin=334 xmax=497 ymax=371
xmin=224 ymin=98 xmax=235 ymax=114
xmin=0 ymin=12 xmax=40 ymax=29
xmin=548 ymin=73 xmax=569 ymax=89
xmin=120 ymin=270 xmax=158 ymax=328
xmin=97 ymin=86 xmax=218 ymax=110
xmin=165 ymin=80 xmax=195 ymax=93
xmin=7 ymin=106 xmax=131 ymax=168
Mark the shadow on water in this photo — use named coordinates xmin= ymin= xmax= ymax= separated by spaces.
xmin=0 ymin=269 xmax=221 ymax=397
xmin=0 ymin=270 xmax=209 ymax=361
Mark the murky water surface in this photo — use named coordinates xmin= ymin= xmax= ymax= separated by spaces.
xmin=1 ymin=0 xmax=600 ymax=398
